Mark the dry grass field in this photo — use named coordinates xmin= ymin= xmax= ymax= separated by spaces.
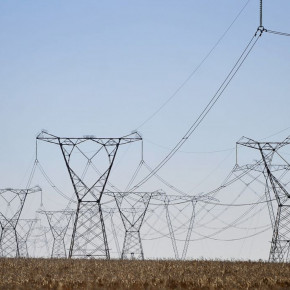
xmin=0 ymin=258 xmax=290 ymax=289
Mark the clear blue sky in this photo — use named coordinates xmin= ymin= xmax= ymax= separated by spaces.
xmin=0 ymin=0 xmax=290 ymax=260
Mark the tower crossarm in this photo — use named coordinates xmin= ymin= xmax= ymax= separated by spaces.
xmin=0 ymin=186 xmax=42 ymax=222
xmin=237 ymin=136 xmax=290 ymax=151
xmin=235 ymin=164 xmax=290 ymax=173
xmin=36 ymin=131 xmax=142 ymax=146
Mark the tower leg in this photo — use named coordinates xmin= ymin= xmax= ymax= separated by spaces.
xmin=121 ymin=231 xmax=144 ymax=260
xmin=0 ymin=227 xmax=19 ymax=257
xmin=69 ymin=202 xmax=109 ymax=258
xmin=269 ymin=206 xmax=290 ymax=262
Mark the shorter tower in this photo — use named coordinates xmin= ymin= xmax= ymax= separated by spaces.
xmin=39 ymin=210 xmax=74 ymax=258
xmin=0 ymin=186 xmax=41 ymax=257
xmin=114 ymin=191 xmax=159 ymax=260
xmin=17 ymin=219 xmax=38 ymax=257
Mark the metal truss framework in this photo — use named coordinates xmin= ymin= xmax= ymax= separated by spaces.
xmin=164 ymin=198 xmax=179 ymax=259
xmin=0 ymin=186 xmax=41 ymax=257
xmin=39 ymin=210 xmax=74 ymax=258
xmin=113 ymin=191 xmax=161 ymax=260
xmin=17 ymin=219 xmax=38 ymax=257
xmin=160 ymin=191 xmax=215 ymax=260
xmin=181 ymin=200 xmax=196 ymax=260
xmin=37 ymin=131 xmax=142 ymax=259
xmin=109 ymin=209 xmax=121 ymax=258
xmin=237 ymin=136 xmax=290 ymax=262
xmin=164 ymin=197 xmax=197 ymax=260
xmin=30 ymin=225 xmax=51 ymax=258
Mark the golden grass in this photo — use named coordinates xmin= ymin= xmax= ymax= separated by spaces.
xmin=0 ymin=258 xmax=290 ymax=289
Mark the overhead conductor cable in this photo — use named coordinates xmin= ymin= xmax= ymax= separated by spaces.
xmin=131 ymin=28 xmax=264 ymax=191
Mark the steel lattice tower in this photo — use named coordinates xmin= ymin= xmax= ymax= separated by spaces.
xmin=0 ymin=186 xmax=41 ymax=257
xmin=17 ymin=219 xmax=38 ymax=257
xmin=237 ymin=136 xmax=290 ymax=262
xmin=39 ymin=210 xmax=74 ymax=258
xmin=162 ymin=193 xmax=212 ymax=260
xmin=37 ymin=131 xmax=142 ymax=259
xmin=30 ymin=225 xmax=51 ymax=258
xmin=113 ymin=191 xmax=160 ymax=260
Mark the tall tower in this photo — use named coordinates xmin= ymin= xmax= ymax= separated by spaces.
xmin=37 ymin=131 xmax=142 ymax=258
xmin=237 ymin=136 xmax=290 ymax=262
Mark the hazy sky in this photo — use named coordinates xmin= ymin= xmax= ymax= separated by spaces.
xmin=0 ymin=1 xmax=290 ymax=260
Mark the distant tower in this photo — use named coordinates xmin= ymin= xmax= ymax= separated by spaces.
xmin=0 ymin=186 xmax=41 ymax=257
xmin=114 ymin=191 xmax=162 ymax=260
xmin=17 ymin=219 xmax=38 ymax=257
xmin=39 ymin=210 xmax=74 ymax=258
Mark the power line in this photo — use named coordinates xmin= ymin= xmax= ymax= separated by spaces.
xmin=136 ymin=0 xmax=251 ymax=130
xmin=130 ymin=29 xmax=263 ymax=192
xmin=190 ymin=226 xmax=271 ymax=242
xmin=199 ymin=199 xmax=275 ymax=207
xmin=260 ymin=126 xmax=290 ymax=141
xmin=266 ymin=29 xmax=290 ymax=37
xmin=36 ymin=161 xmax=76 ymax=204
xmin=144 ymin=138 xmax=235 ymax=154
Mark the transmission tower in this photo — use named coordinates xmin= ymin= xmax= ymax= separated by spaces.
xmin=237 ymin=136 xmax=290 ymax=262
xmin=163 ymin=196 xmax=198 ymax=260
xmin=0 ymin=186 xmax=41 ymax=257
xmin=161 ymin=193 xmax=214 ymax=259
xmin=17 ymin=219 xmax=38 ymax=257
xmin=37 ymin=131 xmax=142 ymax=258
xmin=39 ymin=210 xmax=74 ymax=258
xmin=30 ymin=225 xmax=51 ymax=258
xmin=113 ymin=191 xmax=161 ymax=260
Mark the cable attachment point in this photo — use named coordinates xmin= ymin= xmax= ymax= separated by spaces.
xmin=255 ymin=26 xmax=267 ymax=36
